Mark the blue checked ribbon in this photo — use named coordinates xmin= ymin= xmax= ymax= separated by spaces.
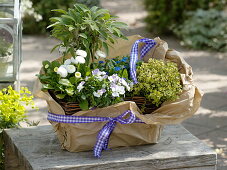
xmin=48 ymin=110 xmax=143 ymax=158
xmin=130 ymin=38 xmax=156 ymax=84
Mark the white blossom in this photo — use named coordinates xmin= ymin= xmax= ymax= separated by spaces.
xmin=75 ymin=56 xmax=86 ymax=64
xmin=66 ymin=65 xmax=76 ymax=73
xmin=57 ymin=66 xmax=68 ymax=78
xmin=64 ymin=59 xmax=72 ymax=65
xmin=76 ymin=50 xmax=87 ymax=58
xmin=77 ymin=81 xmax=85 ymax=92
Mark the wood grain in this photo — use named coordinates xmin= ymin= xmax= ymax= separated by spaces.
xmin=3 ymin=124 xmax=217 ymax=170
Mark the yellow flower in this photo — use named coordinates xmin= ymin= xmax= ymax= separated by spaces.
xmin=54 ymin=67 xmax=58 ymax=72
xmin=45 ymin=64 xmax=49 ymax=69
xmin=75 ymin=72 xmax=81 ymax=78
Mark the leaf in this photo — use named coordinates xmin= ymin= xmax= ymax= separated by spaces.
xmin=42 ymin=84 xmax=54 ymax=90
xmin=56 ymin=94 xmax=66 ymax=99
xmin=111 ymin=22 xmax=128 ymax=28
xmin=79 ymin=33 xmax=87 ymax=39
xmin=59 ymin=79 xmax=72 ymax=86
xmin=65 ymin=88 xmax=74 ymax=96
xmin=122 ymin=69 xmax=129 ymax=79
xmin=50 ymin=44 xmax=60 ymax=53
xmin=102 ymin=42 xmax=109 ymax=56
xmin=51 ymin=9 xmax=67 ymax=14
xmin=79 ymin=100 xmax=89 ymax=110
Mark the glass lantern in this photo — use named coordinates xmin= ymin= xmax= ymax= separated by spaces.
xmin=0 ymin=0 xmax=22 ymax=89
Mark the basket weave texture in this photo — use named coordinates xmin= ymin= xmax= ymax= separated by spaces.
xmin=49 ymin=90 xmax=158 ymax=115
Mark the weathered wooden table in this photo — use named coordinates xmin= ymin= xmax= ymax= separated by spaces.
xmin=4 ymin=124 xmax=217 ymax=170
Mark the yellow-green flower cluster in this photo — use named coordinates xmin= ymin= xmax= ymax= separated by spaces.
xmin=0 ymin=86 xmax=36 ymax=129
xmin=133 ymin=58 xmax=182 ymax=106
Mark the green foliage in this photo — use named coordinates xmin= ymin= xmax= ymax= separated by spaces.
xmin=0 ymin=37 xmax=12 ymax=57
xmin=0 ymin=86 xmax=36 ymax=129
xmin=133 ymin=58 xmax=182 ymax=106
xmin=49 ymin=4 xmax=127 ymax=63
xmin=0 ymin=86 xmax=37 ymax=168
xmin=23 ymin=0 xmax=100 ymax=34
xmin=144 ymin=0 xmax=226 ymax=34
xmin=173 ymin=9 xmax=227 ymax=52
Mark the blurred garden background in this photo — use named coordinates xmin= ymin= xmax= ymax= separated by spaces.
xmin=0 ymin=0 xmax=227 ymax=169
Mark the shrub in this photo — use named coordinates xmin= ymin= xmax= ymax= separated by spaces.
xmin=0 ymin=86 xmax=37 ymax=168
xmin=173 ymin=9 xmax=227 ymax=52
xmin=133 ymin=58 xmax=182 ymax=107
xmin=23 ymin=0 xmax=100 ymax=34
xmin=144 ymin=0 xmax=226 ymax=34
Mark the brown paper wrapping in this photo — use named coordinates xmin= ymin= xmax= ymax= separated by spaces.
xmin=33 ymin=35 xmax=203 ymax=152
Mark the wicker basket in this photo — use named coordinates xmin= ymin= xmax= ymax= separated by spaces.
xmin=49 ymin=90 xmax=158 ymax=115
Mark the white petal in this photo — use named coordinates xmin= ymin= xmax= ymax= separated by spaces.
xmin=57 ymin=66 xmax=68 ymax=77
xmin=75 ymin=56 xmax=86 ymax=64
xmin=76 ymin=50 xmax=87 ymax=58
xmin=64 ymin=59 xmax=71 ymax=65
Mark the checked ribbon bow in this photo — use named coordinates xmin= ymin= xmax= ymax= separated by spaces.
xmin=130 ymin=38 xmax=156 ymax=84
xmin=48 ymin=110 xmax=143 ymax=158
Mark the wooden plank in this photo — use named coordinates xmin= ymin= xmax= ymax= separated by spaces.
xmin=4 ymin=125 xmax=217 ymax=170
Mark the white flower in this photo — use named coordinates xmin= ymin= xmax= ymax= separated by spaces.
xmin=64 ymin=59 xmax=71 ymax=65
xmin=93 ymin=89 xmax=106 ymax=98
xmin=120 ymin=78 xmax=131 ymax=91
xmin=71 ymin=57 xmax=77 ymax=64
xmin=57 ymin=66 xmax=68 ymax=78
xmin=76 ymin=50 xmax=87 ymax=58
xmin=75 ymin=56 xmax=86 ymax=64
xmin=112 ymin=92 xmax=119 ymax=97
xmin=59 ymin=46 xmax=66 ymax=53
xmin=108 ymin=74 xmax=120 ymax=83
xmin=110 ymin=84 xmax=125 ymax=97
xmin=77 ymin=81 xmax=85 ymax=92
xmin=95 ymin=50 xmax=106 ymax=58
xmin=66 ymin=65 xmax=76 ymax=73
xmin=75 ymin=72 xmax=81 ymax=78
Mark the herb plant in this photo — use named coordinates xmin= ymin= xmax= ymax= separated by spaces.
xmin=48 ymin=4 xmax=128 ymax=63
xmin=133 ymin=58 xmax=182 ymax=106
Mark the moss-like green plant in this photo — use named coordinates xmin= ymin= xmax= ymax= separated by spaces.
xmin=0 ymin=86 xmax=36 ymax=129
xmin=0 ymin=86 xmax=37 ymax=168
xmin=133 ymin=58 xmax=182 ymax=107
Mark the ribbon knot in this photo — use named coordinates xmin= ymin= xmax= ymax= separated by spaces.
xmin=93 ymin=110 xmax=136 ymax=158
xmin=47 ymin=110 xmax=143 ymax=158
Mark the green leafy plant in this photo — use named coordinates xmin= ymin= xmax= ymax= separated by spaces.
xmin=0 ymin=86 xmax=37 ymax=168
xmin=22 ymin=0 xmax=100 ymax=34
xmin=144 ymin=0 xmax=226 ymax=34
xmin=173 ymin=9 xmax=227 ymax=52
xmin=48 ymin=3 xmax=127 ymax=63
xmin=133 ymin=58 xmax=182 ymax=107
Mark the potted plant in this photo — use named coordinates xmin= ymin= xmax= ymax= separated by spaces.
xmin=0 ymin=37 xmax=13 ymax=77
xmin=35 ymin=4 xmax=202 ymax=158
